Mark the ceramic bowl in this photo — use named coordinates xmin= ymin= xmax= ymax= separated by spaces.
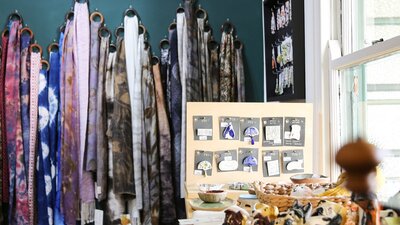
xmin=198 ymin=190 xmax=227 ymax=203
xmin=198 ymin=183 xmax=225 ymax=192
xmin=290 ymin=174 xmax=329 ymax=184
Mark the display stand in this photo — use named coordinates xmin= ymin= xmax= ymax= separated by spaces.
xmin=185 ymin=102 xmax=313 ymax=217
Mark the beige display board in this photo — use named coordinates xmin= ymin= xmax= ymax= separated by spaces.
xmin=186 ymin=102 xmax=313 ymax=187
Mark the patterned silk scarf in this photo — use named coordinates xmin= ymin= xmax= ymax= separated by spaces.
xmin=29 ymin=51 xmax=41 ymax=225
xmin=96 ymin=30 xmax=110 ymax=202
xmin=105 ymin=48 xmax=125 ymax=224
xmin=197 ymin=17 xmax=208 ymax=101
xmin=5 ymin=20 xmax=29 ymax=225
xmin=154 ymin=61 xmax=177 ymax=224
xmin=60 ymin=19 xmax=80 ymax=225
xmin=140 ymin=46 xmax=151 ymax=225
xmin=111 ymin=37 xmax=135 ymax=196
xmin=50 ymin=32 xmax=64 ymax=224
xmin=235 ymin=41 xmax=245 ymax=102
xmin=19 ymin=31 xmax=31 ymax=224
xmin=37 ymin=67 xmax=51 ymax=225
xmin=49 ymin=45 xmax=64 ymax=225
xmin=73 ymin=4 xmax=95 ymax=215
xmin=20 ymin=32 xmax=31 ymax=174
xmin=0 ymin=31 xmax=7 ymax=225
xmin=209 ymin=43 xmax=220 ymax=102
xmin=168 ymin=27 xmax=185 ymax=218
xmin=0 ymin=44 xmax=2 ymax=225
xmin=86 ymin=18 xmax=102 ymax=173
xmin=1 ymin=32 xmax=9 ymax=211
xmin=184 ymin=0 xmax=201 ymax=101
xmin=176 ymin=10 xmax=187 ymax=199
xmin=160 ymin=46 xmax=170 ymax=111
xmin=220 ymin=31 xmax=235 ymax=102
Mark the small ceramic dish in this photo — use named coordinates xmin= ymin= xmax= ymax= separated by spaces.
xmin=198 ymin=190 xmax=227 ymax=203
xmin=290 ymin=174 xmax=329 ymax=184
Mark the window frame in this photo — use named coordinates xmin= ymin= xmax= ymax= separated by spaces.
xmin=329 ymin=34 xmax=400 ymax=180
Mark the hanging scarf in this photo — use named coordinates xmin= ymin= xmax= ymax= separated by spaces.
xmin=177 ymin=9 xmax=188 ymax=200
xmin=49 ymin=41 xmax=64 ymax=225
xmin=154 ymin=60 xmax=177 ymax=224
xmin=184 ymin=0 xmax=201 ymax=101
xmin=20 ymin=31 xmax=31 ymax=223
xmin=5 ymin=19 xmax=29 ymax=225
xmin=0 ymin=44 xmax=2 ymax=224
xmin=124 ymin=16 xmax=143 ymax=219
xmin=141 ymin=46 xmax=152 ymax=225
xmin=96 ymin=30 xmax=110 ymax=202
xmin=168 ymin=26 xmax=185 ymax=218
xmin=60 ymin=19 xmax=80 ymax=225
xmin=131 ymin=21 xmax=144 ymax=218
xmin=160 ymin=45 xmax=170 ymax=111
xmin=111 ymin=37 xmax=135 ymax=195
xmin=20 ymin=32 xmax=31 ymax=174
xmin=48 ymin=49 xmax=60 ymax=225
xmin=105 ymin=48 xmax=125 ymax=224
xmin=28 ymin=51 xmax=41 ymax=225
xmin=204 ymin=25 xmax=213 ymax=102
xmin=37 ymin=67 xmax=51 ymax=225
xmin=73 ymin=4 xmax=95 ymax=217
xmin=0 ymin=34 xmax=5 ymax=225
xmin=209 ymin=42 xmax=220 ymax=102
xmin=219 ymin=31 xmax=235 ymax=102
xmin=86 ymin=18 xmax=102 ymax=173
xmin=235 ymin=41 xmax=245 ymax=102
xmin=197 ymin=16 xmax=208 ymax=101
xmin=1 ymin=31 xmax=9 ymax=211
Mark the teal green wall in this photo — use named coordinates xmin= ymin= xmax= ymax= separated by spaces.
xmin=0 ymin=0 xmax=264 ymax=102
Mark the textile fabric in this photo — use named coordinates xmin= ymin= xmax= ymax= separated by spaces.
xmin=235 ymin=43 xmax=245 ymax=102
xmin=209 ymin=44 xmax=220 ymax=102
xmin=5 ymin=20 xmax=29 ymax=225
xmin=1 ymin=34 xmax=8 ymax=211
xmin=85 ymin=18 xmax=102 ymax=173
xmin=105 ymin=49 xmax=125 ymax=225
xmin=154 ymin=62 xmax=177 ymax=224
xmin=141 ymin=47 xmax=152 ymax=225
xmin=60 ymin=19 xmax=80 ymax=225
xmin=111 ymin=37 xmax=135 ymax=195
xmin=20 ymin=32 xmax=31 ymax=174
xmin=37 ymin=68 xmax=51 ymax=225
xmin=219 ymin=31 xmax=236 ymax=102
xmin=96 ymin=31 xmax=110 ymax=202
xmin=28 ymin=51 xmax=41 ymax=225
xmin=177 ymin=10 xmax=187 ymax=199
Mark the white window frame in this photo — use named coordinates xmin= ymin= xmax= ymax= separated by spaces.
xmin=329 ymin=34 xmax=400 ymax=180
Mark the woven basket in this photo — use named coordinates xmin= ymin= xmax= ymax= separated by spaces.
xmin=253 ymin=182 xmax=351 ymax=212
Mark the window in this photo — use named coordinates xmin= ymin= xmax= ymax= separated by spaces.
xmin=348 ymin=0 xmax=400 ymax=52
xmin=330 ymin=0 xmax=400 ymax=203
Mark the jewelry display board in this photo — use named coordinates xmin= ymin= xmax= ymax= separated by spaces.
xmin=263 ymin=0 xmax=305 ymax=101
xmin=186 ymin=102 xmax=313 ymax=188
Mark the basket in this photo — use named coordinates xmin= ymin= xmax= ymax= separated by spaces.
xmin=253 ymin=182 xmax=351 ymax=212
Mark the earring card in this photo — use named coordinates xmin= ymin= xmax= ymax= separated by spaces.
xmin=262 ymin=150 xmax=280 ymax=177
xmin=282 ymin=149 xmax=304 ymax=173
xmin=215 ymin=150 xmax=238 ymax=172
xmin=240 ymin=117 xmax=261 ymax=143
xmin=219 ymin=116 xmax=240 ymax=140
xmin=238 ymin=148 xmax=259 ymax=172
xmin=193 ymin=116 xmax=213 ymax=141
xmin=262 ymin=117 xmax=283 ymax=146
xmin=283 ymin=117 xmax=305 ymax=146
xmin=194 ymin=150 xmax=214 ymax=176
